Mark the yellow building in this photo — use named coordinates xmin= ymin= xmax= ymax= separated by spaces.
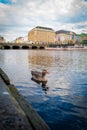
xmin=15 ymin=37 xmax=23 ymax=43
xmin=81 ymin=36 xmax=87 ymax=41
xmin=15 ymin=36 xmax=28 ymax=44
xmin=28 ymin=26 xmax=55 ymax=44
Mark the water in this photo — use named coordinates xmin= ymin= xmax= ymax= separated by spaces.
xmin=0 ymin=50 xmax=87 ymax=130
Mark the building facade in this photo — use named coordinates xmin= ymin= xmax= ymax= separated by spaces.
xmin=76 ymin=35 xmax=82 ymax=44
xmin=15 ymin=36 xmax=28 ymax=43
xmin=55 ymin=30 xmax=77 ymax=45
xmin=28 ymin=26 xmax=55 ymax=44
xmin=0 ymin=35 xmax=6 ymax=43
xmin=80 ymin=34 xmax=87 ymax=45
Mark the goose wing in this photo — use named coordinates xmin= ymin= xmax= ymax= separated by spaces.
xmin=31 ymin=71 xmax=42 ymax=77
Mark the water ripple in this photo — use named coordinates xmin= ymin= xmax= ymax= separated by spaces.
xmin=1 ymin=50 xmax=87 ymax=130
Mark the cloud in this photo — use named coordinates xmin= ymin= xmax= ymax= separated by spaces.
xmin=0 ymin=0 xmax=87 ymax=41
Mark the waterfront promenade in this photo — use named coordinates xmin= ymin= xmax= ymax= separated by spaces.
xmin=0 ymin=68 xmax=50 ymax=130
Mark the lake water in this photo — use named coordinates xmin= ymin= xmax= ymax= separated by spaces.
xmin=0 ymin=50 xmax=87 ymax=130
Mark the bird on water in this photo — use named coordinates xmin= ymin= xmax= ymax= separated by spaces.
xmin=31 ymin=69 xmax=49 ymax=86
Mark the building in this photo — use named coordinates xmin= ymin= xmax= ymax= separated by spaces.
xmin=0 ymin=35 xmax=6 ymax=43
xmin=15 ymin=36 xmax=28 ymax=43
xmin=80 ymin=33 xmax=87 ymax=45
xmin=28 ymin=26 xmax=55 ymax=44
xmin=76 ymin=34 xmax=82 ymax=44
xmin=55 ymin=30 xmax=77 ymax=45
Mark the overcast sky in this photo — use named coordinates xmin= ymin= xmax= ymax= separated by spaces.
xmin=0 ymin=0 xmax=87 ymax=41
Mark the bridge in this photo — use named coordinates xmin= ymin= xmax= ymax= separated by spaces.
xmin=0 ymin=43 xmax=47 ymax=49
xmin=0 ymin=42 xmax=77 ymax=50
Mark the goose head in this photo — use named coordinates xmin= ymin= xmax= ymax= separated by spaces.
xmin=42 ymin=70 xmax=48 ymax=77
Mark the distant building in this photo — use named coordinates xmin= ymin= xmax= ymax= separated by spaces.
xmin=76 ymin=34 xmax=82 ymax=44
xmin=55 ymin=30 xmax=77 ymax=45
xmin=80 ymin=33 xmax=87 ymax=45
xmin=28 ymin=26 xmax=55 ymax=44
xmin=15 ymin=36 xmax=28 ymax=43
xmin=15 ymin=37 xmax=24 ymax=43
xmin=0 ymin=35 xmax=6 ymax=43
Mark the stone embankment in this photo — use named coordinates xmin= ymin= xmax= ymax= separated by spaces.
xmin=0 ymin=68 xmax=50 ymax=130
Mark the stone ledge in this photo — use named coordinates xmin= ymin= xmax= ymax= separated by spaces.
xmin=0 ymin=68 xmax=50 ymax=130
xmin=0 ymin=68 xmax=10 ymax=85
xmin=8 ymin=84 xmax=50 ymax=130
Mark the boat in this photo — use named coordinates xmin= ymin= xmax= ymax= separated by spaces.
xmin=45 ymin=46 xmax=65 ymax=50
xmin=45 ymin=45 xmax=87 ymax=51
xmin=31 ymin=70 xmax=48 ymax=86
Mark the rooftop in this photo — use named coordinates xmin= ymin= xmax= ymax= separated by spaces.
xmin=56 ymin=30 xmax=76 ymax=35
xmin=0 ymin=36 xmax=4 ymax=40
xmin=35 ymin=26 xmax=54 ymax=31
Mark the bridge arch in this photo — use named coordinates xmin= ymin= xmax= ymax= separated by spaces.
xmin=22 ymin=46 xmax=29 ymax=49
xmin=39 ymin=46 xmax=45 ymax=49
xmin=4 ymin=45 xmax=10 ymax=49
xmin=12 ymin=45 xmax=20 ymax=49
xmin=32 ymin=46 xmax=38 ymax=49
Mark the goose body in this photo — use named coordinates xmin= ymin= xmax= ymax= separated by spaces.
xmin=31 ymin=70 xmax=48 ymax=86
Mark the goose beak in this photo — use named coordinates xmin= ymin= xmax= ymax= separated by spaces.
xmin=46 ymin=71 xmax=49 ymax=74
xmin=43 ymin=70 xmax=49 ymax=74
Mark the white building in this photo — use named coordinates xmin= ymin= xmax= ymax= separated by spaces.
xmin=15 ymin=36 xmax=28 ymax=43
xmin=55 ymin=30 xmax=77 ymax=44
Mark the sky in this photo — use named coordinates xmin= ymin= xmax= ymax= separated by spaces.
xmin=0 ymin=0 xmax=87 ymax=41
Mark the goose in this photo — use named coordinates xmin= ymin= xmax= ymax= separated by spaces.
xmin=31 ymin=70 xmax=48 ymax=86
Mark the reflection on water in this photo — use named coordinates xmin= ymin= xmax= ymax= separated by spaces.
xmin=0 ymin=50 xmax=87 ymax=130
xmin=28 ymin=50 xmax=54 ymax=68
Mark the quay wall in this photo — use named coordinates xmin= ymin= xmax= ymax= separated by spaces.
xmin=0 ymin=68 xmax=50 ymax=130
